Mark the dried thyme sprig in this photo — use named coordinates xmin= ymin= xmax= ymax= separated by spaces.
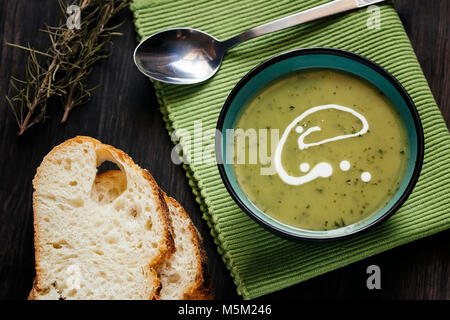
xmin=5 ymin=0 xmax=130 ymax=135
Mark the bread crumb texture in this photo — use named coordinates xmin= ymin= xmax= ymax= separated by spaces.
xmin=30 ymin=137 xmax=171 ymax=299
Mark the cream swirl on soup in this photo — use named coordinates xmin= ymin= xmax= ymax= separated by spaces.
xmin=274 ymin=104 xmax=369 ymax=186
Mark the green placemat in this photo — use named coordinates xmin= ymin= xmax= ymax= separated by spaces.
xmin=131 ymin=0 xmax=450 ymax=299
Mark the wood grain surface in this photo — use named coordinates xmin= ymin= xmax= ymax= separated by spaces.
xmin=0 ymin=0 xmax=448 ymax=300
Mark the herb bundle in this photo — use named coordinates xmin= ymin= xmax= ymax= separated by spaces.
xmin=6 ymin=0 xmax=130 ymax=135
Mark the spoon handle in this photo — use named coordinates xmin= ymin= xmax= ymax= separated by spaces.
xmin=221 ymin=0 xmax=383 ymax=51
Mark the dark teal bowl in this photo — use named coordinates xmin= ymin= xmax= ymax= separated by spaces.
xmin=216 ymin=48 xmax=424 ymax=241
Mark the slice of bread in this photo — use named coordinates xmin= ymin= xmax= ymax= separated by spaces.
xmin=158 ymin=194 xmax=213 ymax=300
xmin=29 ymin=136 xmax=174 ymax=300
xmin=94 ymin=171 xmax=213 ymax=300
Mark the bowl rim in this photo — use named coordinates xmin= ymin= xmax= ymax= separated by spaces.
xmin=215 ymin=47 xmax=424 ymax=241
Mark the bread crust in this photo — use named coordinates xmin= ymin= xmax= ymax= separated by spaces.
xmin=28 ymin=277 xmax=39 ymax=300
xmin=29 ymin=136 xmax=175 ymax=300
xmin=162 ymin=195 xmax=213 ymax=300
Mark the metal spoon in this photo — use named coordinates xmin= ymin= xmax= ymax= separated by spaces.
xmin=134 ymin=0 xmax=383 ymax=85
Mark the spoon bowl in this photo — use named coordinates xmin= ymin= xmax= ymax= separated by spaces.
xmin=133 ymin=28 xmax=223 ymax=84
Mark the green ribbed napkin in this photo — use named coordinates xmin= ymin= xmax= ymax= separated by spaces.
xmin=131 ymin=0 xmax=450 ymax=299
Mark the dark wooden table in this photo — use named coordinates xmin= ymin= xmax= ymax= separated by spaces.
xmin=0 ymin=0 xmax=448 ymax=300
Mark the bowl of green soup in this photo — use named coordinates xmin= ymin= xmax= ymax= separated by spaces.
xmin=216 ymin=48 xmax=424 ymax=241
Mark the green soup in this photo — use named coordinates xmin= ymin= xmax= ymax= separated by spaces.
xmin=232 ymin=69 xmax=409 ymax=230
